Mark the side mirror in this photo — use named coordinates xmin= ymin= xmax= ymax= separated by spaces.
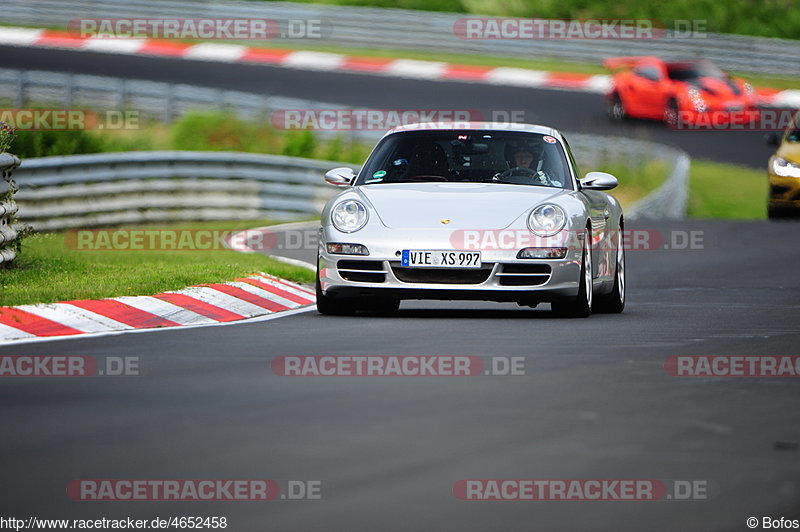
xmin=325 ymin=167 xmax=355 ymax=186
xmin=580 ymin=171 xmax=618 ymax=191
xmin=764 ymin=132 xmax=782 ymax=147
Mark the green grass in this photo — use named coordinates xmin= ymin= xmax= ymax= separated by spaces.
xmin=0 ymin=220 xmax=315 ymax=307
xmin=688 ymin=159 xmax=767 ymax=219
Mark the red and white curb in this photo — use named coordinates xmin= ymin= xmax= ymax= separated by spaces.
xmin=2 ymin=26 xmax=797 ymax=105
xmin=0 ymin=272 xmax=315 ymax=344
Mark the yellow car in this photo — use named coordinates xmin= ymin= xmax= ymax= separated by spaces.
xmin=767 ymin=111 xmax=800 ymax=219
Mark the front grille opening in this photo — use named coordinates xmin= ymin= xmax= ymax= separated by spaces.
xmin=391 ymin=263 xmax=493 ymax=285
xmin=498 ymin=263 xmax=551 ymax=286
xmin=498 ymin=276 xmax=549 ymax=286
xmin=501 ymin=263 xmax=552 ymax=274
xmin=340 ymin=271 xmax=386 ymax=283
xmin=337 ymin=260 xmax=384 ymax=271
xmin=337 ymin=260 xmax=386 ymax=283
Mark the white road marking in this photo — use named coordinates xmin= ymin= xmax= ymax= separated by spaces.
xmin=15 ymin=303 xmax=133 ymax=333
xmin=110 ymin=296 xmax=215 ymax=325
xmin=184 ymin=43 xmax=247 ymax=61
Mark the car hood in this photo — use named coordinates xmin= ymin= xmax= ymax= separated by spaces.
xmin=356 ymin=183 xmax=567 ymax=229
xmin=692 ymin=77 xmax=745 ymax=101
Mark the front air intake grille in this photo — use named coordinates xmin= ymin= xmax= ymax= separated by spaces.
xmin=337 ymin=260 xmax=386 ymax=283
xmin=497 ymin=263 xmax=552 ymax=286
xmin=390 ymin=263 xmax=493 ymax=284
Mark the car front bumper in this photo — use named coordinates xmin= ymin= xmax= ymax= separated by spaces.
xmin=318 ymin=227 xmax=584 ymax=303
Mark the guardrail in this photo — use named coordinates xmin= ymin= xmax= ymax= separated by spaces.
xmin=626 ymin=151 xmax=690 ymax=220
xmin=12 ymin=138 xmax=688 ymax=231
xmin=0 ymin=68 xmax=375 ymax=140
xmin=0 ymin=153 xmax=21 ymax=265
xmin=1 ymin=0 xmax=799 ymax=75
xmin=13 ymin=151 xmax=354 ymax=231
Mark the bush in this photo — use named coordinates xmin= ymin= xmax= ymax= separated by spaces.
xmin=171 ymin=110 xmax=281 ymax=152
xmin=11 ymin=129 xmax=106 ymax=158
xmin=282 ymin=129 xmax=317 ymax=158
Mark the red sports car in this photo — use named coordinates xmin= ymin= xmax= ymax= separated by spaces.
xmin=604 ymin=56 xmax=758 ymax=126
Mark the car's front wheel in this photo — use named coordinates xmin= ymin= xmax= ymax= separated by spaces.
xmin=594 ymin=226 xmax=625 ymax=313
xmin=551 ymin=230 xmax=592 ymax=318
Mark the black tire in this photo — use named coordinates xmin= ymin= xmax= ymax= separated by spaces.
xmin=315 ymin=269 xmax=356 ymax=316
xmin=594 ymin=225 xmax=626 ymax=314
xmin=607 ymin=93 xmax=627 ymax=121
xmin=551 ymin=230 xmax=592 ymax=318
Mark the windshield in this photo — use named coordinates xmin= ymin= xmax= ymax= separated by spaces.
xmin=667 ymin=61 xmax=726 ymax=81
xmin=355 ymin=130 xmax=574 ymax=190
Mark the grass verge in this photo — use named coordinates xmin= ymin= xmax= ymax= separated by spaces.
xmin=688 ymin=159 xmax=766 ymax=219
xmin=0 ymin=220 xmax=315 ymax=307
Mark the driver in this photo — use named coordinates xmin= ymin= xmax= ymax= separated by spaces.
xmin=495 ymin=142 xmax=553 ymax=186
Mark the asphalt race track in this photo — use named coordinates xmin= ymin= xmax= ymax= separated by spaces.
xmin=2 ymin=42 xmax=800 ymax=532
xmin=2 ymin=220 xmax=800 ymax=531
xmin=0 ymin=45 xmax=780 ymax=168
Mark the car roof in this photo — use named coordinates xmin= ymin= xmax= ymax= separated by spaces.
xmin=383 ymin=122 xmax=559 ymax=138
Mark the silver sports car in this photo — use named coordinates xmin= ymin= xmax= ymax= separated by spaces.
xmin=316 ymin=122 xmax=625 ymax=317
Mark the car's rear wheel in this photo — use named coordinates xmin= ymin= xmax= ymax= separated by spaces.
xmin=552 ymin=230 xmax=592 ymax=318
xmin=315 ymin=268 xmax=356 ymax=316
xmin=607 ymin=93 xmax=627 ymax=121
xmin=594 ymin=226 xmax=626 ymax=314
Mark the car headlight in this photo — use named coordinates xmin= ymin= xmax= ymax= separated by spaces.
xmin=331 ymin=200 xmax=368 ymax=233
xmin=771 ymin=156 xmax=800 ymax=178
xmin=687 ymin=87 xmax=707 ymax=112
xmin=527 ymin=204 xmax=566 ymax=237
xmin=744 ymin=82 xmax=754 ymax=95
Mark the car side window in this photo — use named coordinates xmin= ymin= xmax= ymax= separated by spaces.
xmin=633 ymin=65 xmax=661 ymax=82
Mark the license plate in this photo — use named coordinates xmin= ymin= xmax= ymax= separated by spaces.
xmin=401 ymin=250 xmax=482 ymax=268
